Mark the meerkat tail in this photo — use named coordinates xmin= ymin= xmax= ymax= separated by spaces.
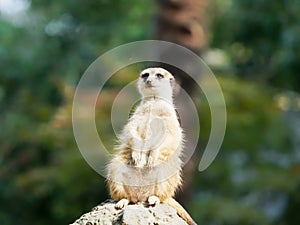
xmin=163 ymin=198 xmax=197 ymax=225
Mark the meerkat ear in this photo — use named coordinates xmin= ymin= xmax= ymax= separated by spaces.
xmin=170 ymin=77 xmax=180 ymax=96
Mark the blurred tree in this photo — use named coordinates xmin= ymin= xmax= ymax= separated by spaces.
xmin=211 ymin=0 xmax=300 ymax=92
xmin=192 ymin=75 xmax=299 ymax=225
xmin=209 ymin=3 xmax=300 ymax=222
xmin=154 ymin=0 xmax=211 ymax=208
xmin=154 ymin=0 xmax=210 ymax=91
xmin=155 ymin=0 xmax=208 ymax=54
xmin=0 ymin=1 xmax=154 ymax=224
xmin=1 ymin=0 xmax=299 ymax=225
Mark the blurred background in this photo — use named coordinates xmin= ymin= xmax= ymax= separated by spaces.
xmin=0 ymin=0 xmax=300 ymax=224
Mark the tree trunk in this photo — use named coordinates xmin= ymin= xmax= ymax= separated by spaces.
xmin=154 ymin=0 xmax=210 ymax=207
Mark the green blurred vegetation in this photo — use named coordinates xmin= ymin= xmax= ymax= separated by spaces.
xmin=0 ymin=0 xmax=299 ymax=225
xmin=211 ymin=0 xmax=300 ymax=91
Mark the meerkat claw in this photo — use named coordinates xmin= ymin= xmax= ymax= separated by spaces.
xmin=148 ymin=196 xmax=160 ymax=206
xmin=147 ymin=156 xmax=155 ymax=167
xmin=115 ymin=199 xmax=129 ymax=209
xmin=132 ymin=151 xmax=140 ymax=164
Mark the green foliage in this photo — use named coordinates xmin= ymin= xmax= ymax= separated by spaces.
xmin=211 ymin=0 xmax=300 ymax=91
xmin=1 ymin=0 xmax=299 ymax=225
xmin=0 ymin=1 xmax=154 ymax=224
xmin=193 ymin=75 xmax=299 ymax=225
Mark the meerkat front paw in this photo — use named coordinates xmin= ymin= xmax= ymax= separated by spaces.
xmin=132 ymin=151 xmax=141 ymax=165
xmin=132 ymin=151 xmax=147 ymax=167
xmin=147 ymin=151 xmax=159 ymax=167
xmin=140 ymin=152 xmax=147 ymax=167
xmin=147 ymin=155 xmax=157 ymax=167
xmin=115 ymin=198 xmax=129 ymax=209
xmin=148 ymin=196 xmax=160 ymax=206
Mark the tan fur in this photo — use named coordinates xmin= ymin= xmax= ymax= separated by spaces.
xmin=107 ymin=68 xmax=196 ymax=225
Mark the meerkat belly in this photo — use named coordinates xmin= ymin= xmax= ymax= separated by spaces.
xmin=133 ymin=115 xmax=167 ymax=148
xmin=125 ymin=173 xmax=181 ymax=202
xmin=132 ymin=101 xmax=180 ymax=147
xmin=127 ymin=102 xmax=182 ymax=168
xmin=109 ymin=164 xmax=181 ymax=203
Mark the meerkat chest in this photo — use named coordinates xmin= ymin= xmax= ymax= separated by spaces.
xmin=131 ymin=99 xmax=179 ymax=140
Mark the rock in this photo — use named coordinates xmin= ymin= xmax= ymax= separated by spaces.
xmin=70 ymin=199 xmax=188 ymax=225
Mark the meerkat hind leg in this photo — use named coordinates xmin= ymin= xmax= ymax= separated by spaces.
xmin=148 ymin=195 xmax=160 ymax=206
xmin=115 ymin=198 xmax=129 ymax=209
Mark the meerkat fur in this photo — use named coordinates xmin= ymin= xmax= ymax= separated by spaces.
xmin=107 ymin=67 xmax=197 ymax=225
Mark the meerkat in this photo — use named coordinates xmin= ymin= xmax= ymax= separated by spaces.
xmin=107 ymin=67 xmax=197 ymax=225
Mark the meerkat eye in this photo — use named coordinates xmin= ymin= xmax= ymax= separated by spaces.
xmin=156 ymin=73 xmax=164 ymax=79
xmin=141 ymin=73 xmax=149 ymax=79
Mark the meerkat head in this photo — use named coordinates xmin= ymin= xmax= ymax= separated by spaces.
xmin=137 ymin=67 xmax=175 ymax=101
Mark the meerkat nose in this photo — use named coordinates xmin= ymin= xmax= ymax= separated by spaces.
xmin=146 ymin=80 xmax=152 ymax=85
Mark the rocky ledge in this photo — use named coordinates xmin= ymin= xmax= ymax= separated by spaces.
xmin=70 ymin=199 xmax=188 ymax=225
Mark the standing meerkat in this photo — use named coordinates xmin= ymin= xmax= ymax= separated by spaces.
xmin=107 ymin=67 xmax=196 ymax=225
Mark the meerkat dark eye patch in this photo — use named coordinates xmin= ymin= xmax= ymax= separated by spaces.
xmin=141 ymin=73 xmax=149 ymax=79
xmin=156 ymin=73 xmax=164 ymax=79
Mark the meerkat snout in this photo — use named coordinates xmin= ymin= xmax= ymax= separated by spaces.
xmin=146 ymin=79 xmax=152 ymax=86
